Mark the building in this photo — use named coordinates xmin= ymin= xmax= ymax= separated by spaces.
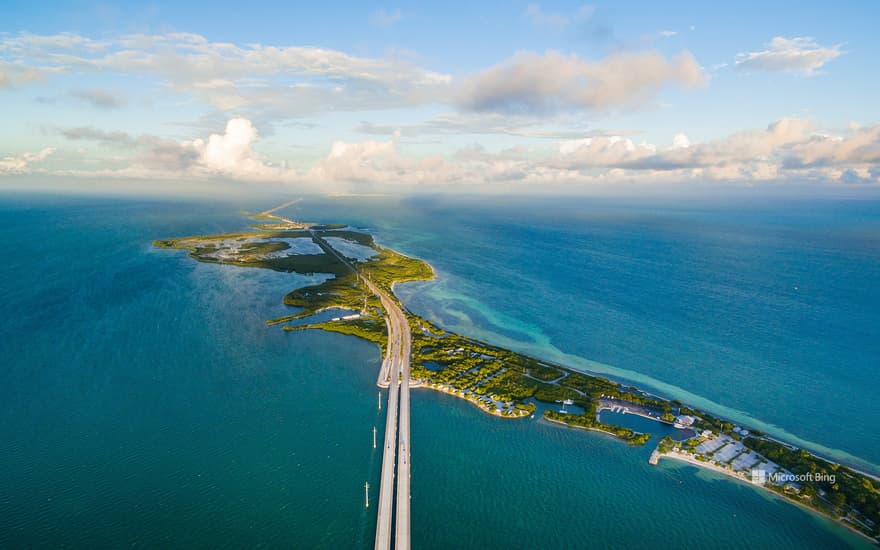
xmin=674 ymin=415 xmax=696 ymax=429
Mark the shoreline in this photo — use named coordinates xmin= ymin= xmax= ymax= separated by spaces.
xmin=655 ymin=451 xmax=879 ymax=545
xmin=543 ymin=415 xmax=642 ymax=443
xmin=414 ymin=382 xmax=532 ymax=419
xmin=596 ymin=405 xmax=675 ymax=426
xmin=534 ymin=356 xmax=880 ymax=479
xmin=156 ymin=205 xmax=880 ymax=545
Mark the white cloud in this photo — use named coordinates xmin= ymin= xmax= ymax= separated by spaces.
xmin=548 ymin=118 xmax=813 ymax=172
xmin=658 ymin=30 xmax=678 ymax=38
xmin=525 ymin=4 xmax=594 ymax=30
xmin=354 ymin=112 xmax=633 ymax=139
xmin=1 ymin=31 xmax=711 ymax=128
xmin=735 ymin=37 xmax=843 ymax=75
xmin=459 ymin=49 xmax=704 ymax=114
xmin=787 ymin=125 xmax=880 ymax=167
xmin=0 ymin=59 xmax=56 ymax=87
xmin=370 ymin=9 xmax=403 ymax=28
xmin=186 ymin=118 xmax=281 ymax=178
xmin=0 ymin=147 xmax=55 ymax=174
xmin=57 ymin=117 xmax=294 ymax=181
xmin=51 ymin=117 xmax=880 ymax=187
xmin=308 ymin=134 xmax=464 ymax=185
xmin=672 ymin=133 xmax=689 ymax=149
xmin=0 ymin=32 xmax=452 ymax=117
xmin=438 ymin=118 xmax=880 ymax=186
xmin=554 ymin=136 xmax=657 ymax=168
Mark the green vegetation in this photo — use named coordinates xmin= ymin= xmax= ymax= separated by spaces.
xmin=153 ymin=231 xmax=348 ymax=276
xmin=357 ymin=247 xmax=435 ymax=295
xmin=657 ymin=436 xmax=675 ymax=454
xmin=744 ymin=437 xmax=880 ymax=535
xmin=275 ymin=270 xmax=378 ymax=321
xmin=157 ymin=211 xmax=880 ymax=542
xmin=250 ymin=223 xmax=306 ymax=230
xmin=285 ymin=317 xmax=388 ymax=351
xmin=318 ymin=230 xmax=374 ymax=246
xmin=311 ymin=223 xmax=348 ymax=230
xmin=527 ymin=363 xmax=564 ymax=381
xmin=653 ymin=404 xmax=879 ymax=540
xmin=156 ymin=220 xmax=652 ymax=439
xmin=545 ymin=410 xmax=651 ymax=445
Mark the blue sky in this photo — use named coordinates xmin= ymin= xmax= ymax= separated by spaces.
xmin=2 ymin=1 xmax=879 ymax=193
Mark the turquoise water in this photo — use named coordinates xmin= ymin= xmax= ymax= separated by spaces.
xmin=0 ymin=193 xmax=875 ymax=548
xmin=299 ymin=195 xmax=880 ymax=471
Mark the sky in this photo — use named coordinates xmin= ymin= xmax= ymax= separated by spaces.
xmin=1 ymin=1 xmax=879 ymax=195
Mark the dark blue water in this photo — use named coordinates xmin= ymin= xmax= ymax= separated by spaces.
xmin=0 ymin=192 xmax=875 ymax=548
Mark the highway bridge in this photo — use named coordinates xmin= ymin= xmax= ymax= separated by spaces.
xmin=310 ymin=231 xmax=411 ymax=550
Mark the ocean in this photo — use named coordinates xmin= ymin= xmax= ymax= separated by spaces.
xmin=0 ymin=191 xmax=876 ymax=548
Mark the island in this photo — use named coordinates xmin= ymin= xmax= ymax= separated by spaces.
xmin=154 ymin=204 xmax=880 ymax=544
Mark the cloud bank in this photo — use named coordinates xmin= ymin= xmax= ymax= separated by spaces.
xmin=43 ymin=116 xmax=880 ymax=187
xmin=1 ymin=31 xmax=706 ymax=122
xmin=0 ymin=32 xmax=452 ymax=117
xmin=459 ymin=50 xmax=704 ymax=113
xmin=0 ymin=147 xmax=55 ymax=174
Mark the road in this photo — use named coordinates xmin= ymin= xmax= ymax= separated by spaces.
xmin=394 ymin=301 xmax=411 ymax=550
xmin=310 ymin=231 xmax=411 ymax=550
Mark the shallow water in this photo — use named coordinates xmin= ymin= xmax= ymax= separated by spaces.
xmin=0 ymin=193 xmax=875 ymax=548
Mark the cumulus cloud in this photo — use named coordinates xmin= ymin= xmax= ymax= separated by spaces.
xmin=308 ymin=134 xmax=462 ymax=185
xmin=0 ymin=147 xmax=55 ymax=174
xmin=439 ymin=118 xmax=880 ymax=185
xmin=533 ymin=118 xmax=880 ymax=183
xmin=672 ymin=133 xmax=689 ymax=149
xmin=52 ymin=116 xmax=880 ymax=187
xmin=458 ymin=50 xmax=704 ymax=114
xmin=551 ymin=118 xmax=813 ymax=172
xmin=787 ymin=125 xmax=880 ymax=167
xmin=735 ymin=37 xmax=843 ymax=75
xmin=186 ymin=118 xmax=284 ymax=178
xmin=59 ymin=117 xmax=294 ymax=181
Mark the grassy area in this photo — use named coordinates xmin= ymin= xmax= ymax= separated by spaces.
xmin=527 ymin=363 xmax=564 ymax=381
xmin=653 ymin=408 xmax=879 ymax=540
xmin=284 ymin=317 xmax=388 ymax=351
xmin=545 ymin=410 xmax=652 ymax=445
xmin=275 ymin=270 xmax=383 ymax=321
xmin=153 ymin=231 xmax=349 ymax=275
xmin=312 ymin=223 xmax=348 ymax=230
xmin=155 ymin=223 xmax=657 ymax=441
xmin=358 ymin=247 xmax=435 ymax=294
xmin=743 ymin=437 xmax=880 ymax=536
xmin=317 ymin=230 xmax=375 ymax=246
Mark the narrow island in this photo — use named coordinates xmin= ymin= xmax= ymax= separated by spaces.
xmin=154 ymin=205 xmax=880 ymax=544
